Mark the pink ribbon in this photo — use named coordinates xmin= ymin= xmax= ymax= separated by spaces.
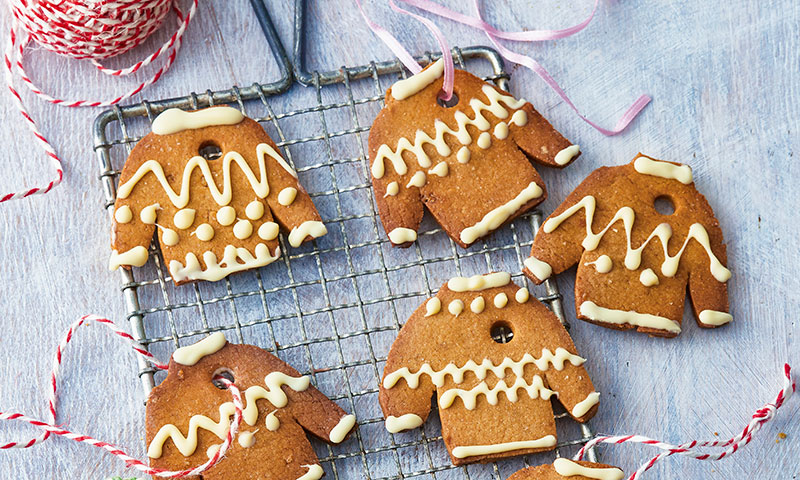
xmin=397 ymin=0 xmax=651 ymax=136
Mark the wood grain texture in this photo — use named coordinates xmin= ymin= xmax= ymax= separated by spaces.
xmin=0 ymin=0 xmax=797 ymax=478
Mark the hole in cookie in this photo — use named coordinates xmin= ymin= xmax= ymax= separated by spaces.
xmin=212 ymin=368 xmax=235 ymax=389
xmin=437 ymin=92 xmax=459 ymax=108
xmin=199 ymin=141 xmax=223 ymax=161
xmin=490 ymin=321 xmax=514 ymax=344
xmin=654 ymin=195 xmax=675 ymax=215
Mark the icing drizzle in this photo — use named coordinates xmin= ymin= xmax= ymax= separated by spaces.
xmin=438 ymin=374 xmax=555 ymax=410
xmin=553 ymin=458 xmax=624 ymax=480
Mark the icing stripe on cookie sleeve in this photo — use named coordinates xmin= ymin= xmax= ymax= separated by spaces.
xmin=524 ymin=256 xmax=552 ymax=281
xmin=109 ymin=246 xmax=149 ymax=271
xmin=460 ymin=181 xmax=543 ymax=245
xmin=151 ymin=107 xmax=244 ymax=135
xmin=391 ymin=58 xmax=445 ymax=100
xmin=388 ymin=227 xmax=417 ymax=244
xmin=297 ymin=465 xmax=324 ymax=480
xmin=385 ymin=414 xmax=424 ymax=433
xmin=699 ymin=310 xmax=733 ymax=326
xmin=329 ymin=415 xmax=356 ymax=444
xmin=579 ymin=301 xmax=681 ymax=334
xmin=554 ymin=145 xmax=580 ymax=165
xmin=571 ymin=391 xmax=600 ymax=418
xmin=172 ymin=332 xmax=227 ymax=366
xmin=447 ymin=272 xmax=511 ymax=292
xmin=168 ymin=244 xmax=280 ymax=283
xmin=553 ymin=458 xmax=624 ymax=480
xmin=288 ymin=221 xmax=327 ymax=247
xmin=633 ymin=156 xmax=693 ymax=184
xmin=451 ymin=435 xmax=556 ymax=459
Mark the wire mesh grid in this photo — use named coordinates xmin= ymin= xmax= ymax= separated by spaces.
xmin=93 ymin=46 xmax=597 ymax=479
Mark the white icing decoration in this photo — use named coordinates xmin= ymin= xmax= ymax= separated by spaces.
xmin=114 ymin=205 xmax=132 ymax=224
xmin=524 ymin=256 xmax=553 ymax=281
xmin=515 ymin=288 xmax=530 ymax=303
xmin=553 ymin=458 xmax=624 ymax=480
xmin=493 ymin=292 xmax=509 ymax=308
xmin=448 ymin=299 xmax=464 ymax=316
xmin=161 ymin=228 xmax=179 ymax=246
xmin=425 ymin=297 xmax=441 ymax=317
xmin=554 ymin=145 xmax=580 ymax=165
xmin=109 ymin=246 xmax=149 ymax=271
xmin=510 ymin=109 xmax=528 ymax=127
xmin=372 ymin=85 xmax=526 ymax=179
xmin=543 ymin=196 xmax=731 ymax=283
xmin=580 ymin=301 xmax=681 ymax=333
xmin=388 ymin=227 xmax=417 ymax=244
xmin=265 ymin=409 xmax=280 ymax=431
xmin=470 ymin=296 xmax=485 ymax=314
xmin=173 ymin=332 xmax=227 ymax=366
xmin=258 ymin=221 xmax=280 ymax=241
xmin=245 ymin=200 xmax=265 ymax=220
xmin=288 ymin=221 xmax=327 ymax=247
xmin=173 ymin=208 xmax=196 ymax=230
xmin=447 ymin=272 xmax=511 ymax=292
xmin=195 ymin=223 xmax=214 ymax=242
xmin=572 ymin=391 xmax=600 ymax=418
xmin=147 ymin=371 xmax=310 ymax=458
xmin=406 ymin=171 xmax=427 ymax=188
xmin=329 ymin=414 xmax=356 ymax=444
xmin=206 ymin=443 xmax=221 ymax=459
xmin=382 ymin=348 xmax=586 ymax=389
xmin=451 ymin=435 xmax=556 ymax=459
xmin=297 ymin=464 xmax=324 ymax=480
xmin=168 ymin=244 xmax=280 ymax=283
xmin=233 ymin=219 xmax=253 ymax=240
xmin=438 ymin=374 xmax=555 ymax=410
xmin=460 ymin=181 xmax=543 ymax=245
xmin=698 ymin=310 xmax=733 ymax=326
xmin=477 ymin=132 xmax=492 ymax=149
xmin=390 ymin=58 xmax=445 ymax=100
xmin=385 ymin=413 xmax=423 ymax=433
xmin=278 ymin=187 xmax=298 ymax=207
xmin=639 ymin=268 xmax=659 ymax=286
xmin=429 ymin=161 xmax=449 ymax=177
xmin=384 ymin=181 xmax=399 ymax=197
xmin=634 ymin=156 xmax=693 ymax=184
xmin=152 ymin=107 xmax=244 ymax=135
xmin=216 ymin=206 xmax=236 ymax=226
xmin=585 ymin=254 xmax=612 ymax=273
xmin=456 ymin=146 xmax=471 ymax=164
xmin=140 ymin=203 xmax=160 ymax=224
xmin=493 ymin=121 xmax=509 ymax=140
xmin=237 ymin=430 xmax=256 ymax=448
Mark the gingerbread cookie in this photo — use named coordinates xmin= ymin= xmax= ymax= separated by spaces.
xmin=507 ymin=459 xmax=624 ymax=480
xmin=379 ymin=272 xmax=599 ymax=465
xmin=369 ymin=59 xmax=579 ymax=248
xmin=109 ymin=106 xmax=327 ymax=285
xmin=524 ymin=154 xmax=731 ymax=337
xmin=146 ymin=332 xmax=356 ymax=479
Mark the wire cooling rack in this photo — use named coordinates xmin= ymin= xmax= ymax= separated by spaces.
xmin=92 ymin=3 xmax=597 ymax=478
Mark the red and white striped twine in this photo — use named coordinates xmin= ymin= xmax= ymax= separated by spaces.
xmin=1 ymin=0 xmax=198 ymax=204
xmin=0 ymin=315 xmax=243 ymax=478
xmin=576 ymin=364 xmax=796 ymax=479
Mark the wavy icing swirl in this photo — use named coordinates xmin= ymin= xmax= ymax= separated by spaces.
xmin=438 ymin=374 xmax=555 ymax=410
xmin=543 ymin=195 xmax=731 ymax=282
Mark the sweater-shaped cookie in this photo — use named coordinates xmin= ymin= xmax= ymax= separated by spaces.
xmin=524 ymin=154 xmax=732 ymax=337
xmin=146 ymin=333 xmax=356 ymax=480
xmin=109 ymin=106 xmax=327 ymax=285
xmin=507 ymin=459 xmax=624 ymax=480
xmin=369 ymin=59 xmax=580 ymax=248
xmin=379 ymin=272 xmax=599 ymax=465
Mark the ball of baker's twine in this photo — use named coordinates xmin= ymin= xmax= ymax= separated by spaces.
xmin=1 ymin=0 xmax=198 ymax=203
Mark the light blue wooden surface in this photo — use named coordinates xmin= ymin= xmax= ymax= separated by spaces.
xmin=0 ymin=0 xmax=798 ymax=478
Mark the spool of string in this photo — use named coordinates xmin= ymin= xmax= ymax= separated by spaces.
xmin=2 ymin=0 xmax=198 ymax=203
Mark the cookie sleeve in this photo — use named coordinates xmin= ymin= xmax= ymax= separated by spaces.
xmin=511 ymin=102 xmax=580 ymax=168
xmin=687 ymin=234 xmax=732 ymax=328
xmin=378 ymin=331 xmax=435 ymax=433
xmin=542 ymin=330 xmax=599 ymax=422
xmin=283 ymin=383 xmax=356 ymax=445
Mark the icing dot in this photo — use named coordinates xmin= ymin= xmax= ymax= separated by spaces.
xmin=245 ymin=200 xmax=265 ymax=220
xmin=510 ymin=109 xmax=528 ymax=127
xmin=206 ymin=444 xmax=221 ymax=459
xmin=258 ymin=221 xmax=280 ymax=241
xmin=588 ymin=255 xmax=613 ymax=273
xmin=448 ymin=299 xmax=464 ymax=316
xmin=456 ymin=146 xmax=471 ymax=164
xmin=216 ymin=206 xmax=236 ymax=226
xmin=278 ymin=187 xmax=298 ymax=207
xmin=266 ymin=410 xmax=280 ymax=431
xmin=515 ymin=288 xmax=530 ymax=303
xmin=477 ymin=132 xmax=492 ymax=149
xmin=407 ymin=171 xmax=426 ymax=188
xmin=424 ymin=297 xmax=441 ymax=317
xmin=114 ymin=205 xmax=132 ymax=224
xmin=173 ymin=208 xmax=196 ymax=230
xmin=140 ymin=204 xmax=160 ymax=225
xmin=161 ymin=228 xmax=179 ymax=246
xmin=494 ymin=293 xmax=509 ymax=308
xmin=470 ymin=296 xmax=485 ymax=314
xmin=195 ymin=223 xmax=214 ymax=242
xmin=493 ymin=122 xmax=509 ymax=140
xmin=640 ymin=268 xmax=660 ymax=287
xmin=233 ymin=220 xmax=253 ymax=240
xmin=384 ymin=181 xmax=399 ymax=197
xmin=429 ymin=162 xmax=449 ymax=177
xmin=238 ymin=431 xmax=256 ymax=448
